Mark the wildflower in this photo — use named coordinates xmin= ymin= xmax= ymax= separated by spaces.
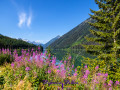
xmin=85 ymin=70 xmax=90 ymax=75
xmin=56 ymin=70 xmax=60 ymax=73
xmin=84 ymin=65 xmax=87 ymax=68
xmin=104 ymin=73 xmax=108 ymax=77
xmin=68 ymin=56 xmax=71 ymax=60
xmin=95 ymin=65 xmax=99 ymax=70
xmin=31 ymin=48 xmax=34 ymax=51
xmin=60 ymin=69 xmax=66 ymax=79
xmin=72 ymin=65 xmax=74 ymax=68
xmin=48 ymin=70 xmax=51 ymax=74
xmin=25 ymin=67 xmax=30 ymax=71
xmin=108 ymin=80 xmax=113 ymax=87
xmin=67 ymin=67 xmax=69 ymax=70
xmin=28 ymin=59 xmax=31 ymax=62
xmin=75 ymin=69 xmax=77 ymax=72
xmin=45 ymin=51 xmax=47 ymax=54
xmin=115 ymin=81 xmax=119 ymax=85
xmin=60 ymin=64 xmax=64 ymax=70
xmin=52 ymin=59 xmax=56 ymax=65
xmin=38 ymin=47 xmax=40 ymax=50
xmin=11 ymin=63 xmax=14 ymax=68
xmin=68 ymin=74 xmax=70 ymax=76
xmin=64 ymin=60 xmax=66 ymax=64
xmin=109 ymin=87 xmax=112 ymax=90
xmin=48 ymin=54 xmax=51 ymax=57
xmin=83 ymin=75 xmax=87 ymax=79
xmin=56 ymin=66 xmax=59 ymax=68
xmin=103 ymin=78 xmax=106 ymax=81
xmin=73 ymin=72 xmax=77 ymax=77
xmin=97 ymin=73 xmax=101 ymax=76
xmin=104 ymin=83 xmax=107 ymax=86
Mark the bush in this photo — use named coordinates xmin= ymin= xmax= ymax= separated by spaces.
xmin=0 ymin=75 xmax=5 ymax=89
xmin=0 ymin=54 xmax=13 ymax=65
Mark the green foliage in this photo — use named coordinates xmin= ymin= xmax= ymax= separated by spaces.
xmin=82 ymin=0 xmax=120 ymax=81
xmin=0 ymin=75 xmax=5 ymax=89
xmin=0 ymin=75 xmax=5 ymax=85
xmin=0 ymin=54 xmax=13 ymax=65
xmin=0 ymin=34 xmax=37 ymax=49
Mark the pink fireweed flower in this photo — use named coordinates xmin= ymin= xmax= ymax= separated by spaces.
xmin=26 ymin=53 xmax=29 ymax=56
xmin=11 ymin=63 xmax=14 ymax=68
xmin=35 ymin=50 xmax=37 ymax=53
xmin=95 ymin=65 xmax=99 ymax=70
xmin=104 ymin=83 xmax=107 ymax=86
xmin=60 ymin=64 xmax=64 ymax=70
xmin=68 ymin=74 xmax=70 ymax=76
xmin=25 ymin=67 xmax=30 ymax=71
xmin=52 ymin=59 xmax=56 ymax=65
xmin=85 ymin=70 xmax=90 ymax=75
xmin=109 ymin=87 xmax=112 ymax=90
xmin=97 ymin=73 xmax=102 ymax=76
xmin=28 ymin=59 xmax=31 ymax=62
xmin=60 ymin=69 xmax=66 ymax=79
xmin=68 ymin=56 xmax=71 ymax=60
xmin=73 ymin=72 xmax=77 ymax=77
xmin=48 ymin=70 xmax=51 ymax=74
xmin=75 ymin=69 xmax=77 ymax=72
xmin=33 ymin=52 xmax=36 ymax=58
xmin=93 ymin=79 xmax=99 ymax=84
xmin=115 ymin=81 xmax=119 ymax=85
xmin=31 ymin=48 xmax=34 ymax=51
xmin=38 ymin=47 xmax=40 ymax=50
xmin=104 ymin=73 xmax=108 ymax=77
xmin=45 ymin=51 xmax=47 ymax=53
xmin=56 ymin=66 xmax=59 ymax=68
xmin=56 ymin=70 xmax=60 ymax=73
xmin=28 ymin=49 xmax=29 ymax=52
xmin=72 ymin=65 xmax=74 ymax=68
xmin=84 ymin=65 xmax=87 ymax=68
xmin=103 ymin=78 xmax=106 ymax=81
xmin=64 ymin=60 xmax=66 ymax=64
xmin=60 ymin=60 xmax=62 ymax=63
xmin=67 ymin=67 xmax=69 ymax=70
xmin=108 ymin=80 xmax=113 ymax=87
xmin=83 ymin=75 xmax=88 ymax=79
xmin=48 ymin=54 xmax=51 ymax=57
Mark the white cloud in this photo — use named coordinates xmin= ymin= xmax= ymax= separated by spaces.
xmin=27 ymin=14 xmax=32 ymax=27
xmin=18 ymin=12 xmax=26 ymax=27
xmin=18 ymin=11 xmax=32 ymax=28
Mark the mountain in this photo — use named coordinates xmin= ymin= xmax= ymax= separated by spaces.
xmin=49 ymin=18 xmax=95 ymax=49
xmin=44 ymin=35 xmax=60 ymax=49
xmin=22 ymin=39 xmax=44 ymax=46
xmin=0 ymin=34 xmax=37 ymax=49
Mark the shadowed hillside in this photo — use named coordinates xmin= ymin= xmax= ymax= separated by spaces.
xmin=49 ymin=18 xmax=95 ymax=49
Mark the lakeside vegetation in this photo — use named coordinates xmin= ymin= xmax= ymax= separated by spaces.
xmin=0 ymin=48 xmax=120 ymax=90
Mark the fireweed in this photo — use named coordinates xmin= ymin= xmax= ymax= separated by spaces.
xmin=0 ymin=48 xmax=120 ymax=89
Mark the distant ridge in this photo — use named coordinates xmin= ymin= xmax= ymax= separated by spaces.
xmin=49 ymin=18 xmax=95 ymax=49
xmin=44 ymin=35 xmax=60 ymax=49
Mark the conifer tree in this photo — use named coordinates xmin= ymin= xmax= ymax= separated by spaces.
xmin=83 ymin=0 xmax=120 ymax=66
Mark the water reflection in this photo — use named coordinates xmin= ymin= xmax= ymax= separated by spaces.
xmin=51 ymin=49 xmax=96 ymax=68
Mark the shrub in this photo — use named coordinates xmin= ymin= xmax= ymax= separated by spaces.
xmin=0 ymin=54 xmax=13 ymax=65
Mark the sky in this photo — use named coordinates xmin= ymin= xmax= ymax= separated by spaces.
xmin=0 ymin=0 xmax=99 ymax=44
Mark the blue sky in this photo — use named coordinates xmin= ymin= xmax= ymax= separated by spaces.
xmin=0 ymin=0 xmax=99 ymax=44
